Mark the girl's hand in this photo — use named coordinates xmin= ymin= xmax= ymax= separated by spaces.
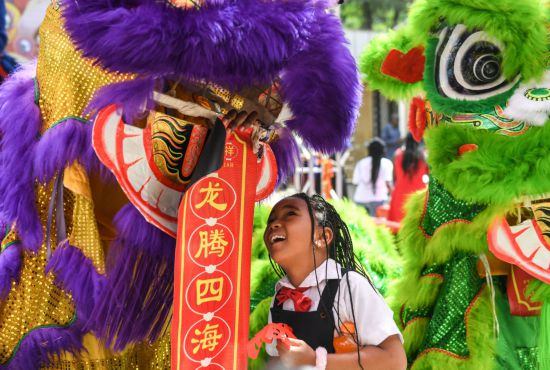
xmin=276 ymin=337 xmax=316 ymax=368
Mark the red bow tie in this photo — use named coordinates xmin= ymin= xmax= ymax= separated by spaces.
xmin=276 ymin=287 xmax=312 ymax=312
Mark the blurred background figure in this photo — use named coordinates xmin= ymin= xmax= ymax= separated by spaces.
xmin=352 ymin=137 xmax=393 ymax=216
xmin=388 ymin=133 xmax=428 ymax=223
xmin=0 ymin=0 xmax=17 ymax=80
xmin=381 ymin=113 xmax=402 ymax=161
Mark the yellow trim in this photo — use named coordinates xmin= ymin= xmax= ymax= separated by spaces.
xmin=177 ymin=192 xmax=189 ymax=370
xmin=233 ymin=132 xmax=248 ymax=370
xmin=511 ymin=266 xmax=542 ymax=311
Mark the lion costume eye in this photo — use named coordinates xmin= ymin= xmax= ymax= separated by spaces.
xmin=435 ymin=25 xmax=519 ymax=100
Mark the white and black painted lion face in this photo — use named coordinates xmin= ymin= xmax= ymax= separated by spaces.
xmin=434 ymin=24 xmax=520 ymax=102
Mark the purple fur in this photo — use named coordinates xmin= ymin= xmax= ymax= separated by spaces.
xmin=34 ymin=119 xmax=93 ymax=183
xmin=62 ymin=0 xmax=313 ymax=87
xmin=280 ymin=12 xmax=361 ymax=152
xmin=0 ymin=242 xmax=22 ymax=299
xmin=46 ymin=242 xmax=106 ymax=320
xmin=0 ymin=322 xmax=84 ymax=370
xmin=0 ymin=62 xmax=42 ymax=251
xmin=34 ymin=119 xmax=114 ymax=184
xmin=62 ymin=0 xmax=360 ymax=169
xmin=270 ymin=127 xmax=300 ymax=185
xmin=87 ymin=204 xmax=175 ymax=350
xmin=85 ymin=77 xmax=155 ymax=124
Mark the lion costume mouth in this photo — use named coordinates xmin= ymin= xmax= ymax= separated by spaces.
xmin=93 ymin=105 xmax=277 ymax=237
xmin=488 ymin=197 xmax=550 ymax=284
xmin=92 ymin=80 xmax=281 ymax=236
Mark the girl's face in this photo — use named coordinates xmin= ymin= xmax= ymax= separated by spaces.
xmin=264 ymin=197 xmax=323 ymax=271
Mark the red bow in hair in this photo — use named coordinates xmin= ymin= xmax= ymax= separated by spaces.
xmin=276 ymin=287 xmax=312 ymax=312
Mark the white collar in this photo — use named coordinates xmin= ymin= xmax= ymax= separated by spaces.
xmin=275 ymin=259 xmax=342 ymax=291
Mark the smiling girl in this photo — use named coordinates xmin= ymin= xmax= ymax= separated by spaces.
xmin=263 ymin=193 xmax=406 ymax=370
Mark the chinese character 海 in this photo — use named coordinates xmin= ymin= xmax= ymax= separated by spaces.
xmin=191 ymin=323 xmax=223 ymax=354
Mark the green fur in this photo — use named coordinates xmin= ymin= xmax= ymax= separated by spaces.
xmin=527 ymin=279 xmax=550 ymax=303
xmin=248 ymin=297 xmax=272 ymax=370
xmin=540 ymin=303 xmax=550 ymax=370
xmin=401 ymin=318 xmax=429 ymax=361
xmin=250 ymin=259 xmax=279 ymax=311
xmin=426 ymin=123 xmax=550 ymax=205
xmin=359 ymin=28 xmax=424 ymax=101
xmin=407 ymin=0 xmax=548 ymax=82
xmin=524 ymin=282 xmax=550 ymax=367
xmin=251 ymin=205 xmax=271 ymax=260
xmin=331 ymin=198 xmax=401 ymax=295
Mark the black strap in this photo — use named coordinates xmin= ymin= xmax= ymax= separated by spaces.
xmin=187 ymin=118 xmax=227 ymax=188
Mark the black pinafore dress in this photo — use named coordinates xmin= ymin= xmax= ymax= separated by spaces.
xmin=270 ymin=277 xmax=341 ymax=353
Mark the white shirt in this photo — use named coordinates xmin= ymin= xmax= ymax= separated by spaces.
xmin=352 ymin=157 xmax=393 ymax=203
xmin=266 ymin=259 xmax=402 ymax=356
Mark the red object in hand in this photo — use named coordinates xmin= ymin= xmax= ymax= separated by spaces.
xmin=247 ymin=323 xmax=297 ymax=359
xmin=276 ymin=287 xmax=312 ymax=312
xmin=381 ymin=47 xmax=425 ymax=84
xmin=408 ymin=97 xmax=427 ymax=142
xmin=457 ymin=143 xmax=478 ymax=156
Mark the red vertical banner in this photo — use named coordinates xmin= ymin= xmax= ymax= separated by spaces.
xmin=172 ymin=131 xmax=258 ymax=370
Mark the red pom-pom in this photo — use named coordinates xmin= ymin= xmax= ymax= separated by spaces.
xmin=408 ymin=97 xmax=427 ymax=142
xmin=381 ymin=47 xmax=425 ymax=84
xmin=457 ymin=144 xmax=478 ymax=156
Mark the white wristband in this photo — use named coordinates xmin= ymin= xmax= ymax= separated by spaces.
xmin=315 ymin=347 xmax=328 ymax=370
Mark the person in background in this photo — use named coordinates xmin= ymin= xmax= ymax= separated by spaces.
xmin=380 ymin=113 xmax=402 ymax=160
xmin=352 ymin=138 xmax=393 ymax=216
xmin=388 ymin=134 xmax=428 ymax=223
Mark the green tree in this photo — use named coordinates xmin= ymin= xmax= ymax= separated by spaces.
xmin=341 ymin=0 xmax=410 ymax=31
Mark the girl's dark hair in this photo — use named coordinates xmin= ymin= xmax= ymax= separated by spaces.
xmin=367 ymin=138 xmax=386 ymax=194
xmin=401 ymin=133 xmax=424 ymax=178
xmin=295 ymin=193 xmax=368 ymax=276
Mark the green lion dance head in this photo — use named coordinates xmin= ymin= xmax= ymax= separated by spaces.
xmin=362 ymin=1 xmax=549 ymax=368
xmin=362 ymin=0 xmax=548 ymax=205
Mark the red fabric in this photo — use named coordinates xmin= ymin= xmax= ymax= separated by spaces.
xmin=408 ymin=97 xmax=427 ymax=142
xmin=247 ymin=323 xmax=296 ymax=359
xmin=380 ymin=47 xmax=425 ymax=84
xmin=388 ymin=149 xmax=429 ymax=223
xmin=276 ymin=287 xmax=312 ymax=312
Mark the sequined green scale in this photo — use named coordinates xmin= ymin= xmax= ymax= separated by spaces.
xmin=415 ymin=254 xmax=484 ymax=359
xmin=420 ymin=177 xmax=486 ymax=237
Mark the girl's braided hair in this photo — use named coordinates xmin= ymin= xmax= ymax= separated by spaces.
xmin=269 ymin=192 xmax=369 ymax=279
